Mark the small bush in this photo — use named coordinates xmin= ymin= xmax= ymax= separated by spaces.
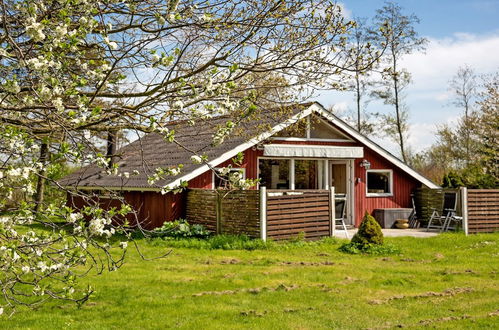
xmin=351 ymin=211 xmax=384 ymax=247
xmin=152 ymin=219 xmax=211 ymax=239
xmin=339 ymin=211 xmax=397 ymax=255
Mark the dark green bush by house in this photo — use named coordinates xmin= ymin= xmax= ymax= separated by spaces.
xmin=351 ymin=211 xmax=384 ymax=246
xmin=338 ymin=211 xmax=396 ymax=255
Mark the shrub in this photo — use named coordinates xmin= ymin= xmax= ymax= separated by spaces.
xmin=152 ymin=219 xmax=211 ymax=239
xmin=351 ymin=211 xmax=384 ymax=247
xmin=338 ymin=211 xmax=396 ymax=255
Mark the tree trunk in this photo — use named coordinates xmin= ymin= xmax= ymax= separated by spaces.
xmin=106 ymin=130 xmax=117 ymax=167
xmin=392 ymin=55 xmax=407 ymax=162
xmin=34 ymin=142 xmax=49 ymax=213
xmin=355 ymin=72 xmax=361 ymax=132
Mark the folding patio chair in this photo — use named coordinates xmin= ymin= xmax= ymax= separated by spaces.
xmin=408 ymin=194 xmax=419 ymax=228
xmin=335 ymin=198 xmax=349 ymax=238
xmin=426 ymin=191 xmax=459 ymax=232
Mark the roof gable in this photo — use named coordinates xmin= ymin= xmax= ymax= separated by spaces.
xmin=272 ymin=114 xmax=353 ymax=141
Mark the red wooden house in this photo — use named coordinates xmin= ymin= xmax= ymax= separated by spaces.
xmin=61 ymin=102 xmax=438 ymax=230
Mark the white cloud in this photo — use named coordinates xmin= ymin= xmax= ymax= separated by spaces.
xmin=336 ymin=2 xmax=352 ymax=20
xmin=316 ymin=32 xmax=499 ymax=154
xmin=331 ymin=101 xmax=349 ymax=113
xmin=402 ymin=32 xmax=499 ymax=94
xmin=400 ymin=32 xmax=499 ymax=151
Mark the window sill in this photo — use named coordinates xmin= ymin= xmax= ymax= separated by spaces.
xmin=366 ymin=193 xmax=393 ymax=198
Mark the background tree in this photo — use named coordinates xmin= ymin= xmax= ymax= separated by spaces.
xmin=448 ymin=65 xmax=478 ymax=164
xmin=0 ymin=0 xmax=375 ymax=313
xmin=345 ymin=17 xmax=382 ymax=134
xmin=410 ymin=72 xmax=498 ymax=188
xmin=371 ymin=1 xmax=427 ymax=162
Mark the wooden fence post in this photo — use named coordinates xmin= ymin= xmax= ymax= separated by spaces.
xmin=461 ymin=187 xmax=468 ymax=236
xmin=215 ymin=192 xmax=222 ymax=235
xmin=329 ymin=186 xmax=335 ymax=237
xmin=259 ymin=186 xmax=267 ymax=241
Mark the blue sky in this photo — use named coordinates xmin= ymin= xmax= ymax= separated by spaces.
xmin=317 ymin=0 xmax=499 ymax=155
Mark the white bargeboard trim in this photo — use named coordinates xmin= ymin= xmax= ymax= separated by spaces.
xmin=309 ymin=103 xmax=439 ymax=189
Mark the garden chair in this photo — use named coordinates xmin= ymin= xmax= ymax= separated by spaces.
xmin=426 ymin=191 xmax=459 ymax=232
xmin=408 ymin=194 xmax=419 ymax=228
xmin=335 ymin=198 xmax=349 ymax=238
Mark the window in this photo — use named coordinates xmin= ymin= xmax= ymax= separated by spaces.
xmin=366 ymin=170 xmax=392 ymax=196
xmin=213 ymin=168 xmax=245 ymax=188
xmin=295 ymin=159 xmax=318 ymax=189
xmin=258 ymin=159 xmax=290 ymax=189
xmin=309 ymin=117 xmax=347 ymax=139
xmin=273 ymin=119 xmax=307 ymax=138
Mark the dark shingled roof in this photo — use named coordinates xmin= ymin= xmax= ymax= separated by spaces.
xmin=59 ymin=103 xmax=312 ymax=190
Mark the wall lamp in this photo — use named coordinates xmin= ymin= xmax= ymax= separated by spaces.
xmin=359 ymin=159 xmax=371 ymax=170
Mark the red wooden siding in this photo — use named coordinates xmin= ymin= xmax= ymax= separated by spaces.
xmin=188 ymin=147 xmax=262 ymax=189
xmin=68 ymin=191 xmax=185 ymax=230
xmin=353 ymin=147 xmax=420 ymax=226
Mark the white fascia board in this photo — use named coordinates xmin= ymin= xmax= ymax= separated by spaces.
xmin=310 ymin=103 xmax=440 ymax=189
xmin=166 ymin=107 xmax=314 ymax=188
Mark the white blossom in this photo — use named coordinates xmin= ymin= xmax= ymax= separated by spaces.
xmin=218 ymin=167 xmax=231 ymax=176
xmin=151 ymin=54 xmax=161 ymax=63
xmin=26 ymin=18 xmax=46 ymax=41
xmin=53 ymin=98 xmax=64 ymax=111
xmin=119 ymin=241 xmax=128 ymax=249
xmin=68 ymin=213 xmax=83 ymax=224
xmin=37 ymin=261 xmax=48 ymax=273
xmin=190 ymin=155 xmax=202 ymax=164
xmin=104 ymin=37 xmax=118 ymax=50
xmin=173 ymin=100 xmax=184 ymax=110
xmin=157 ymin=16 xmax=166 ymax=25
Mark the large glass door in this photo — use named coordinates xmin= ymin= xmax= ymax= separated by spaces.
xmin=330 ymin=160 xmax=353 ymax=225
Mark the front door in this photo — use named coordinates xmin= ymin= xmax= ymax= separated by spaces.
xmin=330 ymin=160 xmax=354 ymax=225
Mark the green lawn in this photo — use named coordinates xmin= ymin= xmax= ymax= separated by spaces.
xmin=3 ymin=233 xmax=499 ymax=329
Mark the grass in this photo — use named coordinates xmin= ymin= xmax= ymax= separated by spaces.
xmin=2 ymin=232 xmax=499 ymax=329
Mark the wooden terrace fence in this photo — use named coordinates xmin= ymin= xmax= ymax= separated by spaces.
xmin=414 ymin=187 xmax=499 ymax=234
xmin=265 ymin=190 xmax=333 ymax=240
xmin=186 ymin=188 xmax=339 ymax=240
xmin=186 ymin=189 xmax=260 ymax=237
xmin=464 ymin=189 xmax=499 ymax=234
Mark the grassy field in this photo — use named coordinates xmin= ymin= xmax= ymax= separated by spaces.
xmin=3 ymin=232 xmax=499 ymax=329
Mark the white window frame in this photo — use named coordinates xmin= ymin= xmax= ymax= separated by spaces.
xmin=212 ymin=167 xmax=246 ymax=189
xmin=257 ymin=157 xmax=329 ymax=190
xmin=366 ymin=169 xmax=393 ymax=197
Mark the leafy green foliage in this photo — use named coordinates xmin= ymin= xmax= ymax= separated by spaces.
xmin=338 ymin=242 xmax=400 ymax=255
xmin=442 ymin=165 xmax=498 ymax=189
xmin=152 ymin=219 xmax=210 ymax=239
xmin=148 ymin=234 xmax=338 ymax=251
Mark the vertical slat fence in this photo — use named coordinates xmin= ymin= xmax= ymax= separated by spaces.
xmin=466 ymin=189 xmax=499 ymax=233
xmin=265 ymin=190 xmax=331 ymax=240
xmin=186 ymin=188 xmax=260 ymax=237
